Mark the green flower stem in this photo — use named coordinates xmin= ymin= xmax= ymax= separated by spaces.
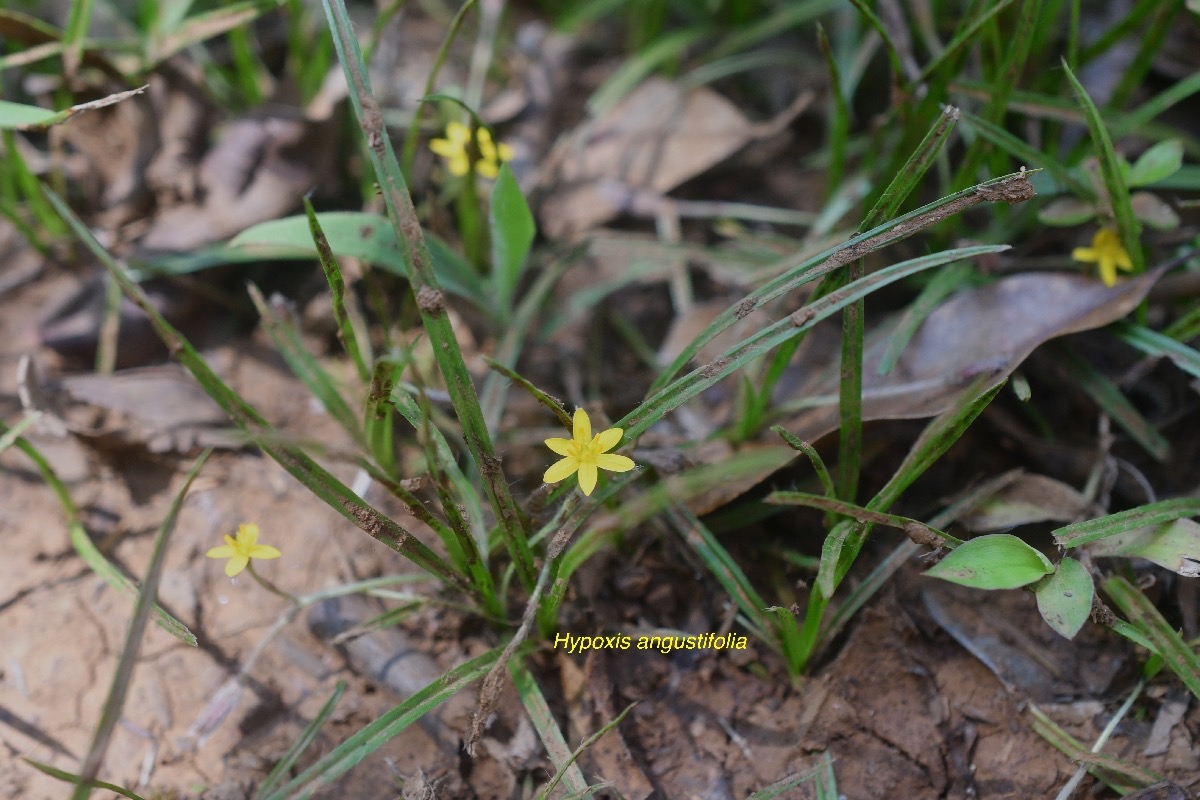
xmin=247 ymin=563 xmax=300 ymax=605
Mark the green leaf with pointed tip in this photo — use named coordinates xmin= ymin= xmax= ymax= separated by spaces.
xmin=924 ymin=534 xmax=1053 ymax=590
xmin=1084 ymin=518 xmax=1200 ymax=577
xmin=1035 ymin=557 xmax=1093 ymax=639
xmin=1128 ymin=140 xmax=1183 ymax=187
xmin=1037 ymin=196 xmax=1097 ymax=227
xmin=489 ymin=162 xmax=536 ymax=323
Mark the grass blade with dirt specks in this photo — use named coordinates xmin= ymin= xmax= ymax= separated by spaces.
xmin=1054 ymin=498 xmax=1200 ymax=547
xmin=321 ymin=0 xmax=535 ymax=590
xmin=259 ymin=649 xmax=501 ymax=800
xmin=1028 ymin=704 xmax=1140 ymax=795
xmin=2 ymin=425 xmax=196 ymax=645
xmin=622 ymin=245 xmax=1011 ymax=443
xmin=73 ymin=450 xmax=211 ymax=800
xmin=1103 ymin=575 xmax=1200 ymax=700
xmin=1062 ymin=60 xmax=1144 ymax=275
xmin=764 ymin=492 xmax=961 ymax=548
xmin=649 ymin=171 xmax=1033 ymax=395
xmin=512 ymin=661 xmax=589 ymax=797
xmin=43 ymin=186 xmax=466 ymax=591
xmin=254 ymin=680 xmax=347 ymax=800
xmin=958 ymin=109 xmax=1088 ymax=196
xmin=305 ymin=198 xmax=370 ymax=382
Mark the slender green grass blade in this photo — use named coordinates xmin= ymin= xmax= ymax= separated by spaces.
xmin=1103 ymin=575 xmax=1200 ymax=700
xmin=321 ymin=0 xmax=535 ymax=588
xmin=21 ymin=760 xmax=146 ymax=800
xmin=1054 ymin=498 xmax=1200 ymax=547
xmin=649 ymin=171 xmax=1034 ymax=394
xmin=512 ymin=662 xmax=589 ymax=796
xmin=73 ymin=451 xmax=211 ymax=800
xmin=44 ymin=187 xmax=464 ymax=589
xmin=1056 ymin=343 xmax=1169 ymax=461
xmin=247 ymin=283 xmax=366 ymax=450
xmin=1112 ymin=321 xmax=1200 ymax=380
xmin=254 ymin=680 xmax=347 ymax=799
xmin=535 ymin=703 xmax=635 ymax=800
xmin=621 ymin=245 xmax=1011 ymax=443
xmin=260 ymin=649 xmax=500 ymax=800
xmin=2 ymin=426 xmax=196 ymax=645
xmin=305 ymin=199 xmax=370 ymax=382
xmin=1062 ymin=60 xmax=1144 ymax=274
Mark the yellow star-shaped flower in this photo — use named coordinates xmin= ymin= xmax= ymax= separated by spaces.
xmin=429 ymin=122 xmax=514 ymax=179
xmin=1072 ymin=227 xmax=1133 ymax=287
xmin=206 ymin=523 xmax=281 ymax=578
xmin=544 ymin=408 xmax=636 ymax=496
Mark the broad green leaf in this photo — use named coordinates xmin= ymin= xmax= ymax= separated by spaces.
xmin=1035 ymin=557 xmax=1093 ymax=639
xmin=488 ymin=163 xmax=535 ymax=322
xmin=228 ymin=212 xmax=488 ymax=310
xmin=1128 ymin=140 xmax=1183 ymax=187
xmin=1084 ymin=518 xmax=1200 ymax=577
xmin=924 ymin=533 xmax=1053 ymax=589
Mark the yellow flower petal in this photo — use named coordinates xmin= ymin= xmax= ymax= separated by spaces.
xmin=577 ymin=463 xmax=599 ymax=496
xmin=225 ymin=555 xmax=250 ymax=577
xmin=248 ymin=544 xmax=282 ymax=560
xmin=476 ymin=160 xmax=500 ymax=179
xmin=497 ymin=143 xmax=514 ymax=162
xmin=595 ymin=453 xmax=635 ymax=473
xmin=444 ymin=122 xmax=470 ymax=143
xmin=545 ymin=437 xmax=573 ymax=456
xmin=429 ymin=138 xmax=458 ymax=157
xmin=544 ymin=457 xmax=579 ymax=484
xmin=206 ymin=545 xmax=235 ymax=559
xmin=594 ymin=427 xmax=623 ymax=453
xmin=572 ymin=408 xmax=592 ymax=443
xmin=1071 ymin=246 xmax=1097 ymax=263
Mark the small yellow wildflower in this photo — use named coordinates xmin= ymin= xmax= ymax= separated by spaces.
xmin=1072 ymin=227 xmax=1133 ymax=287
xmin=206 ymin=523 xmax=281 ymax=578
xmin=544 ymin=408 xmax=636 ymax=496
xmin=429 ymin=121 xmax=514 ymax=179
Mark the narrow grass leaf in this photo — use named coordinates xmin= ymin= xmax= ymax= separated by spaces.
xmin=1111 ymin=321 xmax=1200 ymax=380
xmin=1094 ymin=507 xmax=1166 ymax=565
xmin=623 ymin=245 xmax=1011 ymax=443
xmin=1083 ymin=517 xmax=1200 ymax=577
xmin=0 ymin=411 xmax=40 ymax=454
xmin=765 ymin=492 xmax=960 ymax=547
xmin=649 ymin=171 xmax=1034 ymax=394
xmin=746 ymin=758 xmax=825 ymax=799
xmin=21 ymin=760 xmax=146 ymax=800
xmin=260 ymin=649 xmax=500 ymax=800
xmin=3 ymin=427 xmax=196 ymax=645
xmin=45 ymin=187 xmax=464 ymax=589
xmin=247 ymin=283 xmax=366 ymax=450
xmin=255 ymin=680 xmax=346 ymax=799
xmin=512 ymin=662 xmax=589 ymax=796
xmin=1056 ymin=343 xmax=1169 ymax=461
xmin=668 ymin=506 xmax=773 ymax=643
xmin=771 ymin=425 xmax=835 ymax=499
xmin=73 ymin=451 xmax=211 ymax=800
xmin=958 ymin=109 xmax=1088 ymax=195
xmin=1062 ymin=60 xmax=1144 ymax=274
xmin=305 ymin=199 xmax=370 ymax=382
xmin=322 ymin=0 xmax=535 ymax=589
xmin=535 ymin=703 xmax=635 ymax=800
xmin=1102 ymin=576 xmax=1200 ymax=700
